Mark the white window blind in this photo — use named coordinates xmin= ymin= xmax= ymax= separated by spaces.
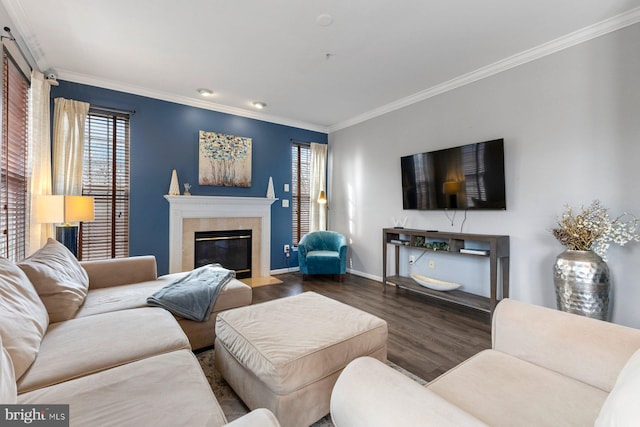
xmin=0 ymin=50 xmax=29 ymax=261
xmin=80 ymin=110 xmax=130 ymax=260
xmin=291 ymin=143 xmax=310 ymax=245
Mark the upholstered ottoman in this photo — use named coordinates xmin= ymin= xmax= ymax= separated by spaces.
xmin=214 ymin=291 xmax=388 ymax=427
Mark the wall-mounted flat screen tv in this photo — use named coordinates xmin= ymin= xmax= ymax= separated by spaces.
xmin=401 ymin=139 xmax=506 ymax=210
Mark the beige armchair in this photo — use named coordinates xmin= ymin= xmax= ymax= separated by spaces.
xmin=331 ymin=299 xmax=640 ymax=426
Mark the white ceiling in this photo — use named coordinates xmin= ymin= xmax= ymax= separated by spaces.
xmin=4 ymin=0 xmax=640 ymax=132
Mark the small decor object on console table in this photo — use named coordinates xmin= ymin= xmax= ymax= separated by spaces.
xmin=392 ymin=216 xmax=407 ymax=228
xmin=410 ymin=273 xmax=461 ymax=291
xmin=551 ymin=200 xmax=640 ymax=320
xmin=414 ymin=237 xmax=450 ymax=252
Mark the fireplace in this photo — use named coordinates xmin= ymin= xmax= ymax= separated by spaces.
xmin=164 ymin=195 xmax=277 ymax=275
xmin=195 ymin=229 xmax=252 ymax=278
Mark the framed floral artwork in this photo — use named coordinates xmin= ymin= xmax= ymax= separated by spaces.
xmin=199 ymin=130 xmax=252 ymax=187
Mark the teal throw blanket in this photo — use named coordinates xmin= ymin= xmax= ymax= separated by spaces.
xmin=147 ymin=263 xmax=235 ymax=322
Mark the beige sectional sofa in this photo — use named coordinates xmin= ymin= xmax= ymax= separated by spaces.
xmin=1 ymin=238 xmax=277 ymax=426
xmin=331 ymin=298 xmax=640 ymax=427
xmin=78 ymin=254 xmax=252 ymax=350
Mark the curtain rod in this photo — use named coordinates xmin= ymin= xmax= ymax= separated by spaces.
xmin=90 ymin=104 xmax=136 ymax=116
xmin=290 ymin=138 xmax=313 ymax=145
xmin=49 ymin=98 xmax=136 ymax=116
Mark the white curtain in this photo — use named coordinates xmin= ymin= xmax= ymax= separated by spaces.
xmin=53 ymin=98 xmax=90 ymax=195
xmin=28 ymin=71 xmax=55 ymax=254
xmin=309 ymin=142 xmax=328 ymax=231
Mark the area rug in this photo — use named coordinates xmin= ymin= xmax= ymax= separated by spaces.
xmin=196 ymin=348 xmax=426 ymax=426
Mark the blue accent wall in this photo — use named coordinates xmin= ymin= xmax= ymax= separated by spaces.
xmin=51 ymin=81 xmax=327 ymax=275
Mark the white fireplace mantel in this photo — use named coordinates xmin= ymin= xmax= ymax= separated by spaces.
xmin=164 ymin=195 xmax=277 ymax=275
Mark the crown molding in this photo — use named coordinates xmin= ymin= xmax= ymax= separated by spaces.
xmin=2 ymin=0 xmax=328 ymax=132
xmin=1 ymin=0 xmax=45 ymax=71
xmin=5 ymin=0 xmax=639 ymax=135
xmin=55 ymin=69 xmax=330 ymax=134
xmin=328 ymin=7 xmax=640 ymax=133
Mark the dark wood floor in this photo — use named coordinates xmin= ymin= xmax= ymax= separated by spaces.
xmin=251 ymin=272 xmax=492 ymax=382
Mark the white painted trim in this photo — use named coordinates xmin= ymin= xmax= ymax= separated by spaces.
xmin=328 ymin=7 xmax=640 ymax=132
xmin=164 ymin=195 xmax=277 ymax=275
xmin=6 ymin=0 xmax=638 ymax=134
xmin=54 ymin=69 xmax=329 ymax=134
xmin=271 ymin=267 xmax=379 ymax=280
xmin=346 ymin=268 xmax=382 ymax=282
xmin=1 ymin=0 xmax=325 ymax=132
xmin=271 ymin=266 xmax=300 ymax=275
xmin=1 ymin=0 xmax=43 ymax=71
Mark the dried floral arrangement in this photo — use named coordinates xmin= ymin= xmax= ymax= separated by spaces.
xmin=552 ymin=200 xmax=640 ymax=260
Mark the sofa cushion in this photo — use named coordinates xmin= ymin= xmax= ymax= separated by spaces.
xmin=77 ymin=276 xmax=176 ymax=317
xmin=0 ymin=258 xmax=49 ymax=380
xmin=1 ymin=336 xmax=17 ymax=403
xmin=595 ymin=348 xmax=640 ymax=426
xmin=306 ymin=250 xmax=341 ymax=272
xmin=75 ymin=274 xmax=251 ymax=350
xmin=18 ymin=238 xmax=89 ymax=322
xmin=492 ymin=298 xmax=640 ymax=392
xmin=16 ymin=307 xmax=190 ymax=393
xmin=76 ymin=273 xmax=250 ymax=317
xmin=331 ymin=357 xmax=488 ymax=427
xmin=427 ymin=349 xmax=608 ymax=427
xmin=18 ymin=350 xmax=227 ymax=426
xmin=81 ymin=255 xmax=158 ymax=289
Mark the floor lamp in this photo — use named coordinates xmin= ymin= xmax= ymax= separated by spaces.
xmin=36 ymin=195 xmax=95 ymax=257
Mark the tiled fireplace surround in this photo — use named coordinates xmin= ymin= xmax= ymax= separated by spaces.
xmin=164 ymin=195 xmax=277 ymax=276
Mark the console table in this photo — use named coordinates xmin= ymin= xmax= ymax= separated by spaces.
xmin=382 ymin=228 xmax=509 ymax=314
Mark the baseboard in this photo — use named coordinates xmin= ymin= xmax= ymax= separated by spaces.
xmin=271 ymin=266 xmax=299 ymax=275
xmin=346 ymin=268 xmax=382 ymax=282
xmin=270 ymin=267 xmax=383 ymax=283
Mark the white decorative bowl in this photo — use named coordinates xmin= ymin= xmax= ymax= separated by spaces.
xmin=410 ymin=273 xmax=461 ymax=292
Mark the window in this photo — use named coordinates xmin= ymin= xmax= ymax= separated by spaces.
xmin=462 ymin=143 xmax=487 ymax=204
xmin=80 ymin=109 xmax=130 ymax=260
xmin=0 ymin=49 xmax=29 ymax=261
xmin=291 ymin=143 xmax=310 ymax=245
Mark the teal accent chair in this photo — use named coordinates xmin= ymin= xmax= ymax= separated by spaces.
xmin=298 ymin=231 xmax=348 ymax=282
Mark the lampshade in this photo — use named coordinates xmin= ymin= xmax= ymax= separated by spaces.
xmin=317 ymin=190 xmax=327 ymax=204
xmin=35 ymin=195 xmax=95 ymax=224
xmin=442 ymin=181 xmax=462 ymax=195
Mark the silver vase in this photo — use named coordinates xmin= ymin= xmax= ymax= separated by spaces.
xmin=553 ymin=250 xmax=610 ymax=320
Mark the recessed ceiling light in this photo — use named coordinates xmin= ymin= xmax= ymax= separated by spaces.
xmin=316 ymin=13 xmax=333 ymax=26
xmin=252 ymin=101 xmax=267 ymax=109
xmin=197 ymin=88 xmax=214 ymax=97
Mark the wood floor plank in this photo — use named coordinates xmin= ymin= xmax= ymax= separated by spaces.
xmin=251 ymin=272 xmax=492 ymax=382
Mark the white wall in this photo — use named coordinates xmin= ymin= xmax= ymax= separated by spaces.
xmin=328 ymin=23 xmax=640 ymax=327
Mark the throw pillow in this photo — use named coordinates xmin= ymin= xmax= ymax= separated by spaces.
xmin=0 ymin=336 xmax=17 ymax=403
xmin=18 ymin=238 xmax=89 ymax=322
xmin=0 ymin=257 xmax=49 ymax=380
xmin=595 ymin=348 xmax=640 ymax=426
